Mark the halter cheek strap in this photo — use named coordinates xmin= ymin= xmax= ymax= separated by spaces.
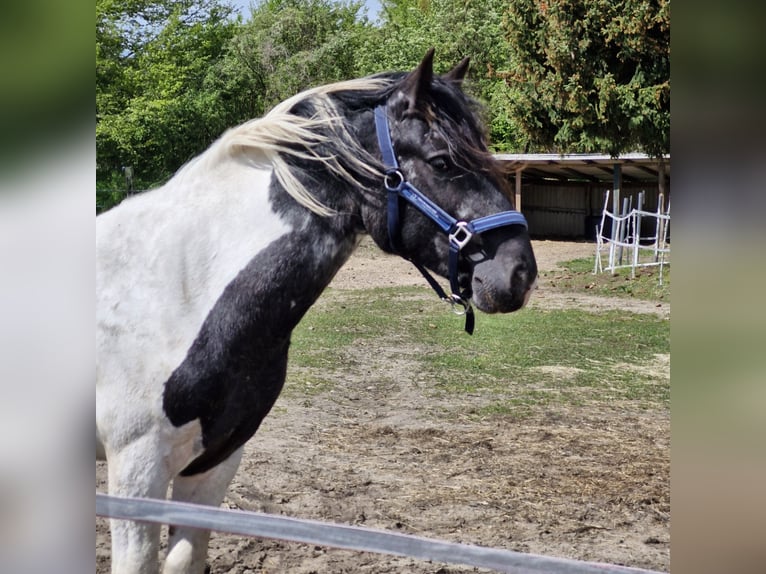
xmin=373 ymin=105 xmax=528 ymax=335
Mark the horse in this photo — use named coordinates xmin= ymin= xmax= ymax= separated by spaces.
xmin=96 ymin=49 xmax=538 ymax=574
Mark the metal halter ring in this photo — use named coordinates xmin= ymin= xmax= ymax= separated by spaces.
xmin=383 ymin=170 xmax=405 ymax=191
xmin=447 ymin=294 xmax=470 ymax=316
xmin=449 ymin=221 xmax=473 ymax=251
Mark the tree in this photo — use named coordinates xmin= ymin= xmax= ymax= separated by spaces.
xmin=96 ymin=0 xmax=239 ymax=190
xmin=503 ymin=0 xmax=670 ymax=156
xmin=208 ymin=0 xmax=370 ymax=123
xmin=355 ymin=0 xmax=526 ymax=150
xmin=96 ymin=0 xmax=375 ymax=195
xmin=96 ymin=0 xmax=671 ymax=198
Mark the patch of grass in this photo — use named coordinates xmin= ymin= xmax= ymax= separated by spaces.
xmin=542 ymin=257 xmax=670 ymax=302
xmin=287 ymin=286 xmax=670 ymax=417
xmin=290 ymin=286 xmax=430 ymax=353
xmin=284 ymin=287 xmax=433 ymax=396
xmin=282 ymin=370 xmax=337 ymax=398
xmin=469 ymin=401 xmax=536 ymax=421
xmin=415 ymin=305 xmax=669 ymax=406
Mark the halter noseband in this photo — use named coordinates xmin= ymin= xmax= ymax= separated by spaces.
xmin=373 ymin=105 xmax=528 ymax=334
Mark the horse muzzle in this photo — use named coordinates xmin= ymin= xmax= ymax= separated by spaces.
xmin=470 ymin=255 xmax=538 ymax=314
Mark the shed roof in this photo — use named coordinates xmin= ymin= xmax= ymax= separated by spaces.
xmin=493 ymin=153 xmax=669 ymax=184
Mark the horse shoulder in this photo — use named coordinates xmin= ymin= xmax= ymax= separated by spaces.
xmin=97 ymin=162 xmax=293 ymax=440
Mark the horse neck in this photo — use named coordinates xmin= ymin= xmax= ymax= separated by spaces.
xmin=238 ymin=184 xmax=361 ymax=339
xmin=172 ymin=103 xmax=379 ymax=339
xmin=135 ymin=150 xmax=363 ymax=344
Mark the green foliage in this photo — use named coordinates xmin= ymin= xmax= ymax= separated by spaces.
xmin=355 ymin=0 xmax=526 ymax=149
xmin=504 ymin=0 xmax=670 ymax=156
xmin=95 ymin=0 xmax=670 ymax=197
xmin=96 ymin=0 xmax=372 ymax=190
xmin=210 ymin=0 xmax=370 ymax=122
xmin=97 ymin=0 xmax=239 ymax=187
xmin=485 ymin=81 xmax=532 ymax=152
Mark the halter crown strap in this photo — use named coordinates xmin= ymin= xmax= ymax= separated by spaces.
xmin=374 ymin=106 xmax=398 ymax=168
xmin=374 ymin=105 xmax=528 ymax=334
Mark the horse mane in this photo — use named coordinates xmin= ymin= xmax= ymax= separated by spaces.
xmin=214 ymin=77 xmax=393 ymax=216
xmin=179 ymin=72 xmax=504 ymax=216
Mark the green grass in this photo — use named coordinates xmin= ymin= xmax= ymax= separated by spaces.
xmin=542 ymin=257 xmax=670 ymax=302
xmin=286 ymin=285 xmax=670 ymax=416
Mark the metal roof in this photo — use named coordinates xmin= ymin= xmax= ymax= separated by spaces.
xmin=494 ymin=153 xmax=670 ymax=184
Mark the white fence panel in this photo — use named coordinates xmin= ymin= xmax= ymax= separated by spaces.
xmin=595 ymin=190 xmax=670 ymax=284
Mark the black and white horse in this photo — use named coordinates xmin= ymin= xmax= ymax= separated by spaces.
xmin=96 ymin=50 xmax=537 ymax=573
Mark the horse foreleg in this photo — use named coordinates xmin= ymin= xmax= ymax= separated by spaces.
xmin=106 ymin=437 xmax=172 ymax=574
xmin=163 ymin=447 xmax=244 ymax=574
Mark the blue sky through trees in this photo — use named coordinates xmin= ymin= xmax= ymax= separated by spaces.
xmin=230 ymin=0 xmax=382 ymax=20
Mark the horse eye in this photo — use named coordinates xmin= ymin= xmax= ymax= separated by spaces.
xmin=428 ymin=156 xmax=451 ymax=172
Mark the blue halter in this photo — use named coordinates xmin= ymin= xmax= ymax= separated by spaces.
xmin=373 ymin=105 xmax=528 ymax=334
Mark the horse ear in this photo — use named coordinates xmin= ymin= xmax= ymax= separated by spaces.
xmin=443 ymin=56 xmax=470 ymax=86
xmin=400 ymin=48 xmax=435 ymax=112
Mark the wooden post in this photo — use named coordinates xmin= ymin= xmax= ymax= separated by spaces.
xmin=515 ymin=167 xmax=523 ymax=212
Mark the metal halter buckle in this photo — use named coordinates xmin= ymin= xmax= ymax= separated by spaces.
xmin=383 ymin=170 xmax=404 ymax=191
xmin=449 ymin=221 xmax=473 ymax=251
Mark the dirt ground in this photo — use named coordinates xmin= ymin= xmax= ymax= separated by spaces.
xmin=96 ymin=238 xmax=670 ymax=573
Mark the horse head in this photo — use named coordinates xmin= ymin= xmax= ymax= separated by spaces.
xmin=362 ymin=49 xmax=538 ymax=315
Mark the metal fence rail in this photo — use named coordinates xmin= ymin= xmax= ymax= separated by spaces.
xmin=97 ymin=493 xmax=664 ymax=574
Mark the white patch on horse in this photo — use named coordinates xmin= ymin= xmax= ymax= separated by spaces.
xmin=97 ymin=159 xmax=291 ymax=462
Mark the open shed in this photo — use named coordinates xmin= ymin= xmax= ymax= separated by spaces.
xmin=494 ymin=153 xmax=670 ymax=239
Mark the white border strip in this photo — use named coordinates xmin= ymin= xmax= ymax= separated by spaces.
xmin=97 ymin=493 xmax=664 ymax=574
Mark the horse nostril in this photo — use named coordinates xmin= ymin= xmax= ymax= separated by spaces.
xmin=511 ymin=258 xmax=538 ymax=297
xmin=511 ymin=264 xmax=528 ymax=288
